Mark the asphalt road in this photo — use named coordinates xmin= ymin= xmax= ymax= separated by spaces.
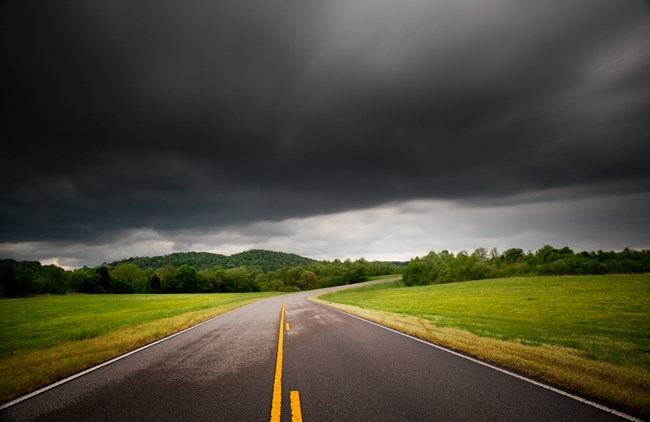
xmin=0 ymin=281 xmax=637 ymax=421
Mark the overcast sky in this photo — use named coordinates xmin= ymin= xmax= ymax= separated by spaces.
xmin=1 ymin=0 xmax=649 ymax=269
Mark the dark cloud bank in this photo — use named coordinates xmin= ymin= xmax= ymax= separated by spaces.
xmin=1 ymin=0 xmax=649 ymax=261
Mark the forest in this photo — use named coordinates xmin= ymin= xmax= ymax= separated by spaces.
xmin=0 ymin=250 xmax=403 ymax=297
xmin=2 ymin=246 xmax=649 ymax=297
xmin=402 ymin=246 xmax=650 ymax=286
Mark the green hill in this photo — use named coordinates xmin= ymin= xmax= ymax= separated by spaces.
xmin=109 ymin=249 xmax=317 ymax=272
xmin=226 ymin=249 xmax=318 ymax=271
xmin=108 ymin=252 xmax=227 ymax=270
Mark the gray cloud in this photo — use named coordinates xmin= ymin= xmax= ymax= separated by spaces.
xmin=2 ymin=191 xmax=648 ymax=268
xmin=1 ymin=0 xmax=649 ymax=261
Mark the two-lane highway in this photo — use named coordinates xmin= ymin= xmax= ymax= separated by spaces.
xmin=1 ymin=282 xmax=636 ymax=421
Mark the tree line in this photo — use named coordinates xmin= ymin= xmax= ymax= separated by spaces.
xmin=402 ymin=246 xmax=650 ymax=286
xmin=4 ymin=245 xmax=648 ymax=297
xmin=0 ymin=257 xmax=403 ymax=297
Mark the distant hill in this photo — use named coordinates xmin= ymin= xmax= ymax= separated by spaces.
xmin=108 ymin=249 xmax=318 ymax=272
xmin=225 ymin=249 xmax=318 ymax=271
xmin=108 ymin=252 xmax=227 ymax=270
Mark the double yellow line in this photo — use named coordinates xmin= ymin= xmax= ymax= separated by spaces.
xmin=270 ymin=301 xmax=303 ymax=422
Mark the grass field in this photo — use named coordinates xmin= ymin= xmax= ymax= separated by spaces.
xmin=318 ymin=274 xmax=650 ymax=414
xmin=0 ymin=292 xmax=277 ymax=403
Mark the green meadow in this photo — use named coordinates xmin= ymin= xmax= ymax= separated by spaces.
xmin=0 ymin=292 xmax=277 ymax=402
xmin=319 ymin=274 xmax=650 ymax=413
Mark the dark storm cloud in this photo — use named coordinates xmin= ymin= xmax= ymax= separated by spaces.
xmin=1 ymin=0 xmax=649 ymax=243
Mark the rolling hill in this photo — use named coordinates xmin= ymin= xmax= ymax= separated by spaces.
xmin=108 ymin=249 xmax=318 ymax=272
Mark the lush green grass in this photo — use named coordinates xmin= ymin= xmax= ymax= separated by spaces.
xmin=0 ymin=292 xmax=278 ymax=402
xmin=321 ymin=275 xmax=650 ymax=367
xmin=367 ymin=274 xmax=403 ymax=281
xmin=0 ymin=293 xmax=277 ymax=360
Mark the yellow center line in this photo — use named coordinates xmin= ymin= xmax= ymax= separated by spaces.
xmin=290 ymin=390 xmax=303 ymax=422
xmin=286 ymin=322 xmax=290 ymax=331
xmin=270 ymin=301 xmax=286 ymax=422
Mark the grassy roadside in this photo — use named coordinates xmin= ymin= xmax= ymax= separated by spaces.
xmin=0 ymin=292 xmax=278 ymax=403
xmin=314 ymin=275 xmax=650 ymax=415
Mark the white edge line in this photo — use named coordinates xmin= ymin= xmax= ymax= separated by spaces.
xmin=0 ymin=300 xmax=264 ymax=411
xmin=316 ymin=302 xmax=642 ymax=422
